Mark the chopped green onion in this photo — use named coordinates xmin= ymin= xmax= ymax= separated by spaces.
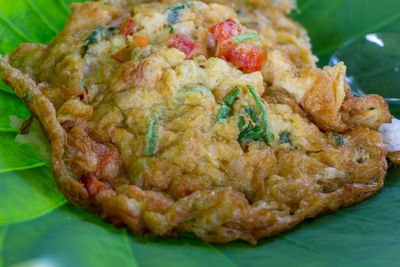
xmin=216 ymin=105 xmax=231 ymax=122
xmin=83 ymin=26 xmax=103 ymax=47
xmin=224 ymin=87 xmax=240 ymax=107
xmin=279 ymin=131 xmax=291 ymax=144
xmin=231 ymin=33 xmax=258 ymax=43
xmin=145 ymin=113 xmax=159 ymax=157
xmin=168 ymin=24 xmax=174 ymax=34
xmin=368 ymin=107 xmax=377 ymax=110
xmin=79 ymin=80 xmax=85 ymax=89
xmin=216 ymin=87 xmax=240 ymax=122
xmin=169 ymin=4 xmax=186 ymax=12
xmin=247 ymin=85 xmax=274 ymax=144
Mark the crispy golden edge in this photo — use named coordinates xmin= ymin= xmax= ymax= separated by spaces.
xmin=0 ymin=57 xmax=89 ymax=206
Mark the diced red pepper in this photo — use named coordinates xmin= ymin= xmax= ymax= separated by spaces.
xmin=83 ymin=176 xmax=110 ymax=198
xmin=120 ymin=17 xmax=139 ymax=39
xmin=208 ymin=19 xmax=242 ymax=42
xmin=216 ymin=41 xmax=264 ymax=73
xmin=167 ymin=33 xmax=200 ymax=58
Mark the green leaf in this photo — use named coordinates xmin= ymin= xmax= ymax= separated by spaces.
xmin=0 ymin=133 xmax=45 ymax=172
xmin=293 ymin=0 xmax=400 ymax=66
xmin=2 ymin=205 xmax=137 ymax=267
xmin=1 ymin=0 xmax=400 ymax=266
xmin=0 ymin=166 xmax=66 ymax=225
xmin=2 ymin=204 xmax=237 ymax=267
xmin=0 ymin=226 xmax=7 ymax=267
xmin=0 ymin=91 xmax=30 ymax=132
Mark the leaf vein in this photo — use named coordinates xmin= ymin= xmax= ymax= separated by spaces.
xmin=204 ymin=243 xmax=238 ymax=267
xmin=0 ymin=11 xmax=34 ymax=42
xmin=315 ymin=11 xmax=400 ymax=56
xmin=58 ymin=0 xmax=71 ymax=15
xmin=0 ymin=199 xmax=66 ymax=226
xmin=122 ymin=229 xmax=140 ymax=267
xmin=25 ymin=0 xmax=59 ymax=33
xmin=0 ymin=162 xmax=46 ymax=173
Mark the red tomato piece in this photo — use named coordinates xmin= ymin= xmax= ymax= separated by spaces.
xmin=83 ymin=176 xmax=110 ymax=198
xmin=120 ymin=17 xmax=138 ymax=39
xmin=216 ymin=41 xmax=264 ymax=73
xmin=208 ymin=19 xmax=242 ymax=42
xmin=167 ymin=33 xmax=200 ymax=58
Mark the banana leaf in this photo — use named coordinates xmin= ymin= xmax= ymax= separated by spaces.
xmin=1 ymin=0 xmax=400 ymax=266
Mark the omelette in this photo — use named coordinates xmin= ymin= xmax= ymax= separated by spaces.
xmin=0 ymin=0 xmax=398 ymax=244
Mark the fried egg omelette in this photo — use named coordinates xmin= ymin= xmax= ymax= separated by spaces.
xmin=0 ymin=0 xmax=398 ymax=244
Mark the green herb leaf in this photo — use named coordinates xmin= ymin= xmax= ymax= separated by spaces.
xmin=238 ymin=116 xmax=246 ymax=130
xmin=247 ymin=85 xmax=274 ymax=144
xmin=83 ymin=26 xmax=103 ymax=47
xmin=279 ymin=131 xmax=292 ymax=144
xmin=231 ymin=33 xmax=258 ymax=43
xmin=216 ymin=87 xmax=240 ymax=122
xmin=145 ymin=113 xmax=159 ymax=157
xmin=238 ymin=108 xmax=266 ymax=143
xmin=238 ymin=123 xmax=265 ymax=143
xmin=168 ymin=24 xmax=174 ymax=34
xmin=244 ymin=107 xmax=259 ymax=124
xmin=333 ymin=132 xmax=345 ymax=146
